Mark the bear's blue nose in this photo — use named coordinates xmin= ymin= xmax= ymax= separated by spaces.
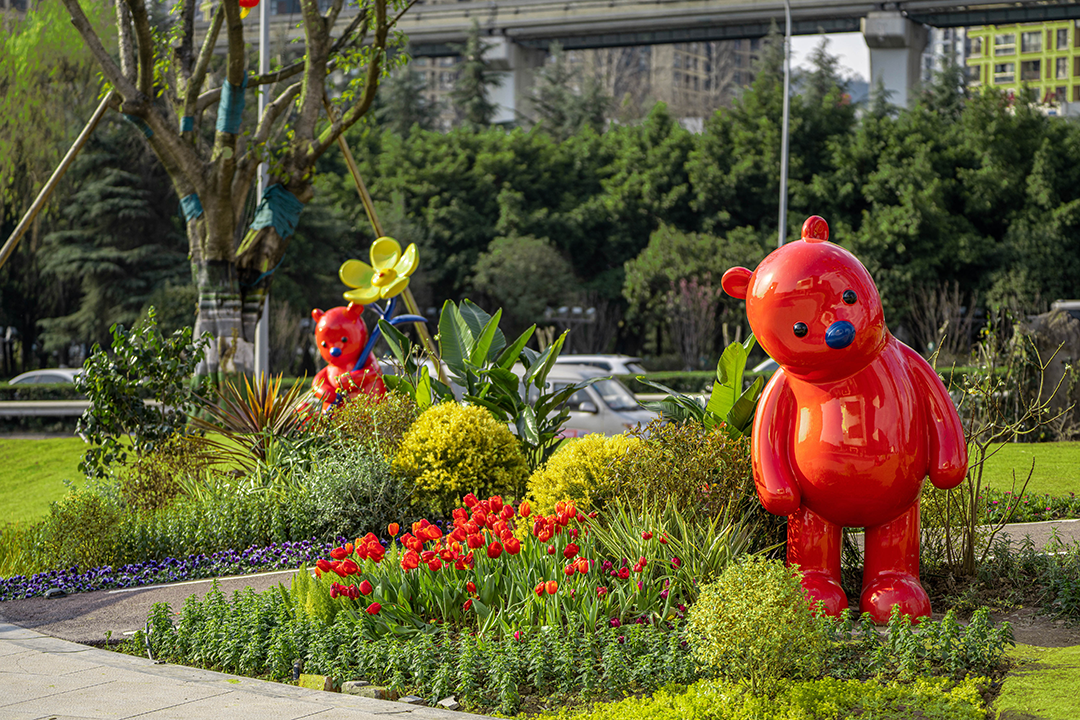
xmin=329 ymin=346 xmax=343 ymax=358
xmin=825 ymin=321 xmax=855 ymax=349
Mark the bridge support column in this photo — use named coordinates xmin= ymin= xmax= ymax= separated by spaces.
xmin=483 ymin=37 xmax=546 ymax=124
xmin=862 ymin=12 xmax=928 ymax=108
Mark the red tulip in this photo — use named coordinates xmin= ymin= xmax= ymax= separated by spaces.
xmin=575 ymin=557 xmax=589 ymax=574
xmin=316 ymin=559 xmax=332 ymax=573
xmin=366 ymin=602 xmax=381 ymax=615
xmin=466 ymin=533 xmax=485 ymax=549
xmin=546 ymin=580 xmax=558 ymax=595
xmin=401 ymin=550 xmax=419 ymax=571
xmin=500 ymin=505 xmax=515 ymax=520
xmin=427 ymin=557 xmax=443 ymax=571
xmin=504 ymin=536 xmax=521 ymax=555
xmin=642 ymin=531 xmax=653 ymax=540
xmin=487 ymin=541 xmax=503 ymax=559
xmin=452 ymin=507 xmax=469 ymax=523
xmin=472 ymin=509 xmax=488 ymax=528
xmin=618 ymin=567 xmax=630 ymax=580
xmin=493 ymin=520 xmax=509 ymax=538
xmin=359 ymin=579 xmax=373 ymax=595
xmin=563 ymin=543 xmax=580 ymax=560
xmin=535 ymin=582 xmax=545 ymax=596
xmin=489 ymin=495 xmax=504 ymax=513
xmin=563 ymin=565 xmax=575 ymax=577
xmin=466 ymin=581 xmax=477 ymax=594
xmin=330 ymin=583 xmax=340 ymax=599
xmin=330 ymin=546 xmax=349 ymax=560
xmin=344 ymin=542 xmax=354 ymax=553
xmin=659 ymin=534 xmax=668 ymax=544
xmin=388 ymin=522 xmax=400 ymax=537
xmin=597 ymin=586 xmax=608 ymax=597
xmin=463 ymin=599 xmax=473 ymax=612
xmin=547 ymin=544 xmax=556 ymax=555
xmin=450 ymin=527 xmax=468 ymax=543
xmin=340 ymin=559 xmax=359 ymax=575
xmin=463 ymin=493 xmax=479 ymax=508
xmin=520 ymin=500 xmax=532 ymax=518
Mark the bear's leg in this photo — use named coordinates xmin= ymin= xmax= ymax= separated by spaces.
xmin=860 ymin=501 xmax=931 ymax=624
xmin=787 ymin=506 xmax=847 ymax=616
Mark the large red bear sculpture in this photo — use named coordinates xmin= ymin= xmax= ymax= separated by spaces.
xmin=311 ymin=304 xmax=385 ymax=411
xmin=721 ymin=216 xmax=967 ymax=623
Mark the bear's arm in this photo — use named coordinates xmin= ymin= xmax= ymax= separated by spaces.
xmin=311 ymin=368 xmax=335 ymax=402
xmin=899 ymin=343 xmax=968 ymax=490
xmin=751 ymin=369 xmax=801 ymax=516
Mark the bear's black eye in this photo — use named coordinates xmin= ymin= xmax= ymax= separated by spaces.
xmin=793 ymin=322 xmax=808 ymax=338
xmin=843 ymin=290 xmax=857 ymax=305
xmin=320 ymin=341 xmax=327 ymax=348
xmin=341 ymin=336 xmax=348 ymax=343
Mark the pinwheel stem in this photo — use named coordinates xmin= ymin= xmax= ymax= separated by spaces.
xmin=323 ymin=97 xmax=445 ymax=383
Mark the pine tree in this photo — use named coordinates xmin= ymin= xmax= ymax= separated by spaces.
xmin=450 ymin=21 xmax=503 ymax=129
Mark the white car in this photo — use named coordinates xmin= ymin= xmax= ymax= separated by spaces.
xmin=553 ymin=354 xmax=648 ymax=376
xmin=515 ymin=364 xmax=658 ymax=437
xmin=8 ymin=368 xmax=83 ymax=385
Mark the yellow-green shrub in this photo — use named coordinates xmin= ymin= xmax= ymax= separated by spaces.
xmin=393 ymin=402 xmax=529 ymax=514
xmin=118 ymin=435 xmax=211 ymax=512
xmin=559 ymin=676 xmax=986 ymax=720
xmin=527 ymin=434 xmax=641 ymax=516
xmin=687 ymin=556 xmax=827 ymax=695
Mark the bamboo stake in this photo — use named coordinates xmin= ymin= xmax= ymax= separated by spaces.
xmin=0 ymin=90 xmax=116 ymax=272
xmin=322 ymin=98 xmax=444 ymax=382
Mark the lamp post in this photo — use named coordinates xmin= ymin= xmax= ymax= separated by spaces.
xmin=254 ymin=0 xmax=271 ymax=377
xmin=778 ymin=0 xmax=792 ymax=248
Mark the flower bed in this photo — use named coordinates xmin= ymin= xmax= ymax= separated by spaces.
xmin=0 ymin=539 xmax=333 ymax=602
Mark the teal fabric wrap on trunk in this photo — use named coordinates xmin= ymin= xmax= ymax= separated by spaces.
xmin=216 ymin=75 xmax=247 ymax=134
xmin=180 ymin=194 xmax=203 ymax=222
xmin=180 ymin=116 xmax=194 ymax=132
xmin=123 ymin=114 xmax=153 ymax=138
xmin=250 ymin=184 xmax=304 ymax=239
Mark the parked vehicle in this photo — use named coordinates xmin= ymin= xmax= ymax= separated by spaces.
xmin=515 ymin=364 xmax=658 ymax=437
xmin=553 ymin=354 xmax=648 ymax=376
xmin=7 ymin=368 xmax=82 ymax=385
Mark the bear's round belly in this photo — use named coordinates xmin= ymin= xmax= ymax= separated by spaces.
xmin=789 ymin=362 xmax=928 ymax=528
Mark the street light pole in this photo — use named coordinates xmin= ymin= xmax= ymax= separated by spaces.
xmin=254 ymin=0 xmax=271 ymax=377
xmin=778 ymin=0 xmax=792 ymax=248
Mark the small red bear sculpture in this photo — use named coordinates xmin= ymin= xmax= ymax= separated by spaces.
xmin=721 ymin=216 xmax=967 ymax=623
xmin=311 ymin=304 xmax=385 ymax=411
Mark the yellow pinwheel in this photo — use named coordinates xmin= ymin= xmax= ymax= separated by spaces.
xmin=339 ymin=237 xmax=419 ymax=304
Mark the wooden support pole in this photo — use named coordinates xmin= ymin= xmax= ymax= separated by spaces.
xmin=0 ymin=90 xmax=116 ymax=272
xmin=323 ymin=99 xmax=444 ymax=382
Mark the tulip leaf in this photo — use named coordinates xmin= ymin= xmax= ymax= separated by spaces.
xmin=471 ymin=598 xmax=491 ymax=618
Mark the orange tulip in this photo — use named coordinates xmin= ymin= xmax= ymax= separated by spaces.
xmin=388 ymin=522 xmax=400 ymax=537
xmin=519 ymin=500 xmax=532 ymax=518
xmin=545 ymin=580 xmax=558 ymax=595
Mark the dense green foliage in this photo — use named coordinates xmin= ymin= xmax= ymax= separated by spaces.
xmin=688 ymin=557 xmax=827 ymax=694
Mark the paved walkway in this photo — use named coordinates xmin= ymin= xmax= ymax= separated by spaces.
xmin=0 ymin=622 xmax=490 ymax=720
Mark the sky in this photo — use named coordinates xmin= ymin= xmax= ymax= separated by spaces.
xmin=790 ymin=32 xmax=870 ymax=81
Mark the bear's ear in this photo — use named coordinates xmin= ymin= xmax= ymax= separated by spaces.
xmin=311 ymin=308 xmax=324 ymax=323
xmin=345 ymin=302 xmax=364 ymax=320
xmin=722 ymin=267 xmax=752 ymax=300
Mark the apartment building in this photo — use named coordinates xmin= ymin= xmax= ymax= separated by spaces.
xmin=966 ymin=21 xmax=1080 ymax=109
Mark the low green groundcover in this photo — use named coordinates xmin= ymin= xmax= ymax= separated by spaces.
xmin=995 ymin=644 xmax=1080 ymax=720
xmin=556 ymin=675 xmax=988 ymax=720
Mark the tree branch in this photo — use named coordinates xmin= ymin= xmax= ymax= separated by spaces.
xmin=325 ymin=0 xmax=345 ymax=30
xmin=294 ymin=0 xmax=332 ymax=147
xmin=183 ymin=2 xmax=224 ymax=124
xmin=59 ymin=0 xmax=140 ymax=101
xmin=176 ymin=0 xmax=196 ymax=81
xmin=124 ymin=0 xmax=155 ymax=99
xmin=116 ymin=0 xmax=136 ymax=82
xmin=235 ymin=82 xmax=303 ymax=193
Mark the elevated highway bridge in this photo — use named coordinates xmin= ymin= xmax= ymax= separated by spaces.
xmin=251 ymin=0 xmax=1080 ymax=112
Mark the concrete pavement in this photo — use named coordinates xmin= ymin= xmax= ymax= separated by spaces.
xmin=0 ymin=621 xmax=492 ymax=720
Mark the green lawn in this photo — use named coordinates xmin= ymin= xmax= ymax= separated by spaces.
xmin=0 ymin=437 xmax=85 ymax=524
xmin=996 ymin=644 xmax=1080 ymax=720
xmin=980 ymin=442 xmax=1080 ymax=496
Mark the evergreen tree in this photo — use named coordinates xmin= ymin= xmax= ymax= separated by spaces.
xmin=450 ymin=21 xmax=503 ymax=129
xmin=375 ymin=67 xmax=440 ymax=136
xmin=528 ymin=42 xmax=611 ymax=141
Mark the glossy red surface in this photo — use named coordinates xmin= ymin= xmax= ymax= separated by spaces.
xmin=311 ymin=304 xmax=386 ymax=410
xmin=722 ymin=216 xmax=967 ymax=623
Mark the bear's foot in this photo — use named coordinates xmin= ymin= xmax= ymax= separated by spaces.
xmin=800 ymin=570 xmax=848 ymax=617
xmin=859 ymin=573 xmax=931 ymax=624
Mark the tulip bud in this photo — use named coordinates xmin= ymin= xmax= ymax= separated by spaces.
xmin=519 ymin=500 xmax=532 ymax=518
xmin=366 ymin=602 xmax=381 ymax=615
xmin=642 ymin=531 xmax=653 ymax=540
xmin=486 ymin=541 xmax=503 ymax=559
xmin=466 ymin=581 xmax=477 ymax=594
xmin=359 ymin=579 xmax=373 ymax=595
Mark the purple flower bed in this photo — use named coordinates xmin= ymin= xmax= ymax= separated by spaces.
xmin=0 ymin=538 xmax=335 ymax=602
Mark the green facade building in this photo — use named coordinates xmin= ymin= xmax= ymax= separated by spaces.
xmin=966 ymin=21 xmax=1080 ymax=106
